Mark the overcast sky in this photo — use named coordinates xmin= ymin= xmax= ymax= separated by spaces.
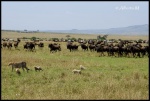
xmin=2 ymin=1 xmax=148 ymax=30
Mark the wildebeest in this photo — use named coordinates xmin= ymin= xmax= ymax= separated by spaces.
xmin=38 ymin=42 xmax=44 ymax=48
xmin=133 ymin=43 xmax=149 ymax=58
xmin=95 ymin=45 xmax=104 ymax=56
xmin=7 ymin=42 xmax=13 ymax=49
xmin=144 ymin=45 xmax=149 ymax=57
xmin=123 ymin=43 xmax=133 ymax=57
xmin=139 ymin=46 xmax=147 ymax=57
xmin=80 ymin=43 xmax=88 ymax=51
xmin=132 ymin=45 xmax=141 ymax=58
xmin=17 ymin=38 xmax=21 ymax=43
xmin=24 ymin=42 xmax=35 ymax=52
xmin=14 ymin=41 xmax=20 ymax=49
xmin=8 ymin=62 xmax=30 ymax=72
xmin=48 ymin=43 xmax=61 ymax=53
xmin=66 ymin=42 xmax=79 ymax=52
xmin=2 ymin=41 xmax=13 ymax=49
xmin=2 ymin=42 xmax=7 ymax=48
xmin=88 ymin=44 xmax=96 ymax=52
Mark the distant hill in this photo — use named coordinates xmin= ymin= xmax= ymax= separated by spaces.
xmin=44 ymin=24 xmax=148 ymax=35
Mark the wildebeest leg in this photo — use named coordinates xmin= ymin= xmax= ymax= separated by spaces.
xmin=132 ymin=52 xmax=135 ymax=58
xmin=134 ymin=52 xmax=138 ymax=58
xmin=99 ymin=52 xmax=101 ymax=57
xmin=55 ymin=49 xmax=57 ymax=52
xmin=118 ymin=51 xmax=122 ymax=57
xmin=50 ymin=49 xmax=52 ymax=53
xmin=117 ymin=52 xmax=120 ymax=57
xmin=107 ymin=52 xmax=110 ymax=56
xmin=126 ymin=52 xmax=130 ymax=58
xmin=125 ymin=51 xmax=129 ymax=57
xmin=102 ymin=52 xmax=105 ymax=56
xmin=142 ymin=52 xmax=145 ymax=57
xmin=108 ymin=48 xmax=112 ymax=56
xmin=99 ymin=52 xmax=103 ymax=57
xmin=137 ymin=52 xmax=141 ymax=58
xmin=110 ymin=52 xmax=114 ymax=57
xmin=141 ymin=51 xmax=145 ymax=57
xmin=33 ymin=48 xmax=36 ymax=52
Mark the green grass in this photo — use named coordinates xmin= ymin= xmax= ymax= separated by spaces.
xmin=1 ymin=32 xmax=149 ymax=100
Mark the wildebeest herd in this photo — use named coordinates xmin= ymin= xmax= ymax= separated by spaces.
xmin=66 ymin=39 xmax=149 ymax=58
xmin=1 ymin=38 xmax=149 ymax=58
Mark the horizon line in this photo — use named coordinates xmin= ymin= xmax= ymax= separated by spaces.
xmin=2 ymin=24 xmax=148 ymax=31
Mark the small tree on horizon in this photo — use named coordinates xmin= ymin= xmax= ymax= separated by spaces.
xmin=66 ymin=35 xmax=71 ymax=39
xmin=97 ymin=34 xmax=108 ymax=41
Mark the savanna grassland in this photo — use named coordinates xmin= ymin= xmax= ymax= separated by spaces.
xmin=1 ymin=31 xmax=149 ymax=100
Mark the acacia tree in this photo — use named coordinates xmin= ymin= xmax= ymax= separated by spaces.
xmin=66 ymin=35 xmax=71 ymax=39
xmin=97 ymin=34 xmax=108 ymax=41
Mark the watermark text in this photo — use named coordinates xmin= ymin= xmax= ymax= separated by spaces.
xmin=115 ymin=6 xmax=139 ymax=10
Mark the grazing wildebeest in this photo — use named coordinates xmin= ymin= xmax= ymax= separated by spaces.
xmin=130 ymin=44 xmax=142 ymax=58
xmin=144 ymin=45 xmax=149 ymax=57
xmin=110 ymin=45 xmax=119 ymax=57
xmin=115 ymin=41 xmax=125 ymax=57
xmin=8 ymin=62 xmax=30 ymax=72
xmin=17 ymin=38 xmax=21 ymax=43
xmin=23 ymin=42 xmax=30 ymax=50
xmin=132 ymin=43 xmax=149 ymax=58
xmin=67 ymin=42 xmax=79 ymax=52
xmin=2 ymin=42 xmax=7 ymax=48
xmin=95 ymin=44 xmax=106 ymax=56
xmin=48 ymin=43 xmax=61 ymax=53
xmin=24 ymin=42 xmax=35 ymax=52
xmin=38 ymin=42 xmax=44 ymax=48
xmin=80 ymin=43 xmax=88 ymax=51
xmin=88 ymin=44 xmax=96 ymax=52
xmin=123 ymin=43 xmax=133 ymax=58
xmin=7 ymin=42 xmax=13 ymax=50
xmin=14 ymin=41 xmax=20 ymax=49
xmin=139 ymin=46 xmax=147 ymax=57
xmin=28 ymin=42 xmax=35 ymax=51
